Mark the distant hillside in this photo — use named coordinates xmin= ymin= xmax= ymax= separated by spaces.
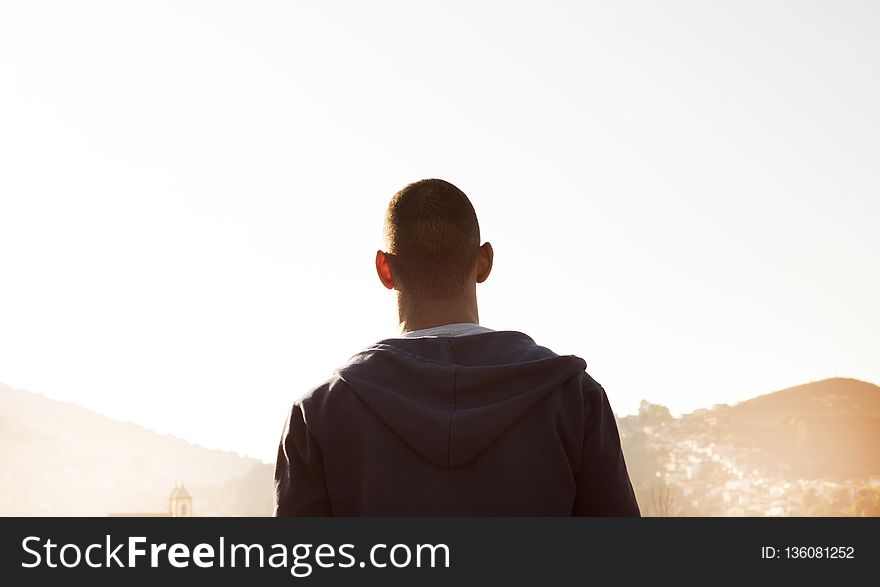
xmin=618 ymin=377 xmax=880 ymax=516
xmin=0 ymin=383 xmax=273 ymax=516
xmin=715 ymin=378 xmax=880 ymax=479
xmin=728 ymin=377 xmax=880 ymax=423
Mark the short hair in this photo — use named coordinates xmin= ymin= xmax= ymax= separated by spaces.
xmin=383 ymin=179 xmax=481 ymax=299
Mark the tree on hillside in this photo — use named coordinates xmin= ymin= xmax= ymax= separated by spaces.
xmin=638 ymin=400 xmax=673 ymax=427
xmin=650 ymin=479 xmax=676 ymax=517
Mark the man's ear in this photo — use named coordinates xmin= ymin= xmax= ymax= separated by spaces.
xmin=476 ymin=242 xmax=494 ymax=284
xmin=375 ymin=250 xmax=395 ymax=290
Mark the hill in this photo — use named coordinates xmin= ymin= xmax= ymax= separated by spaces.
xmin=619 ymin=377 xmax=880 ymax=516
xmin=716 ymin=377 xmax=880 ymax=479
xmin=0 ymin=383 xmax=273 ymax=516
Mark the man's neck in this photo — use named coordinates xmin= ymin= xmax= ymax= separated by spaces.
xmin=396 ymin=292 xmax=480 ymax=334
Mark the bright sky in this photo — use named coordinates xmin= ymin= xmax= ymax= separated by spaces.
xmin=1 ymin=1 xmax=878 ymax=462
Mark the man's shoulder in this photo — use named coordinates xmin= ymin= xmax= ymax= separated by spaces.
xmin=579 ymin=369 xmax=604 ymax=392
xmin=295 ymin=371 xmax=348 ymax=407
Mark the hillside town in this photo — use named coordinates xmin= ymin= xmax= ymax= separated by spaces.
xmin=619 ymin=400 xmax=880 ymax=517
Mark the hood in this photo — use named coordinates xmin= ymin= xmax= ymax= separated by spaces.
xmin=336 ymin=331 xmax=586 ymax=469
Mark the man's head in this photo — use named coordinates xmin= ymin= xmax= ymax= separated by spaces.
xmin=376 ymin=179 xmax=492 ymax=301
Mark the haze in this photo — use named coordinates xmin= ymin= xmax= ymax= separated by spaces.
xmin=1 ymin=1 xmax=878 ymax=462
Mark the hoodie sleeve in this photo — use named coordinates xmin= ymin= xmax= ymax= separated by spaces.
xmin=572 ymin=376 xmax=641 ymax=516
xmin=273 ymin=403 xmax=332 ymax=516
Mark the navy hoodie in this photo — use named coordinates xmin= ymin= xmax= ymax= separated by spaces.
xmin=274 ymin=330 xmax=640 ymax=516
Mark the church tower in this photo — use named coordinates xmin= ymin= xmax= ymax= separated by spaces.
xmin=168 ymin=482 xmax=193 ymax=517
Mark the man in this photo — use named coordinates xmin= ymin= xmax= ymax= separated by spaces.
xmin=274 ymin=179 xmax=640 ymax=516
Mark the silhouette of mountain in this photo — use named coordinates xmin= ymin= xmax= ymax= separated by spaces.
xmin=729 ymin=377 xmax=880 ymax=420
xmin=716 ymin=377 xmax=880 ymax=479
xmin=0 ymin=383 xmax=272 ymax=516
